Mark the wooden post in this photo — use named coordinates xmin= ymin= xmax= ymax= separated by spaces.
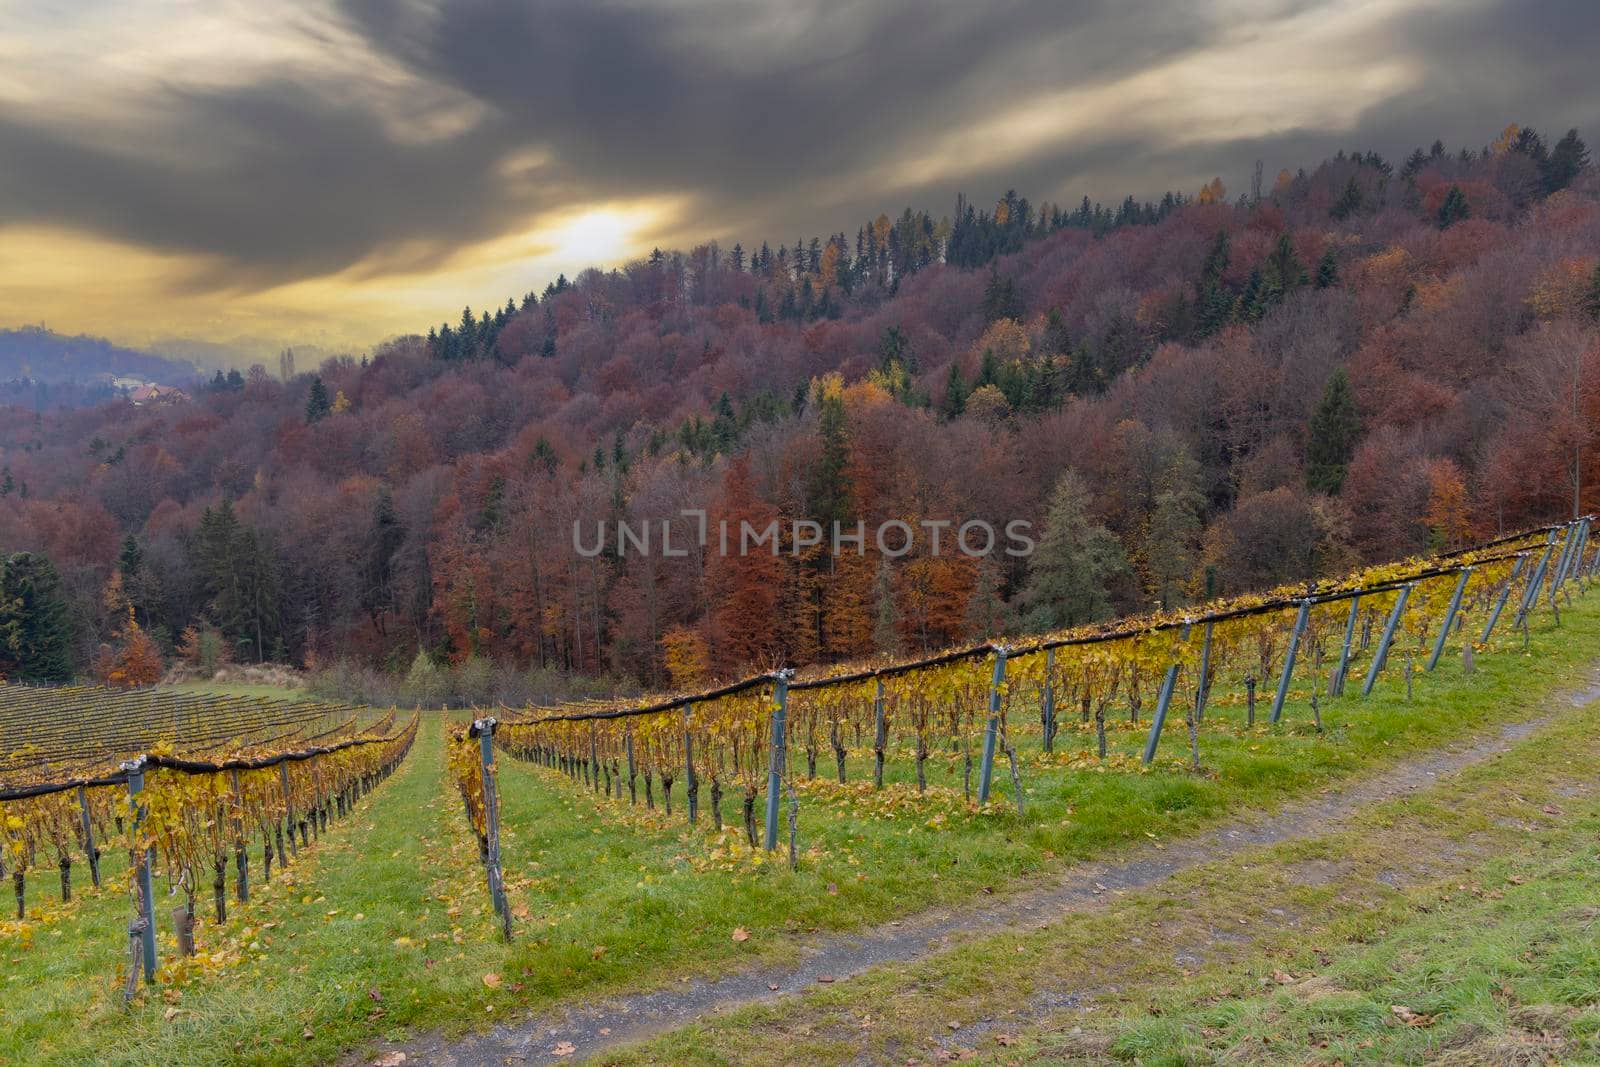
xmin=1362 ymin=584 xmax=1412 ymax=697
xmin=1564 ymin=519 xmax=1589 ymax=587
xmin=763 ymin=673 xmax=792 ymax=851
xmin=77 ymin=786 xmax=99 ymax=889
xmin=1041 ymin=648 xmax=1056 ymax=752
xmin=976 ymin=648 xmax=1007 ymax=805
xmin=1270 ymin=601 xmax=1310 ymax=724
xmin=277 ymin=762 xmax=295 ymax=862
xmin=474 ymin=719 xmax=512 ymax=941
xmin=1143 ymin=623 xmax=1191 ymax=764
xmin=1551 ymin=521 xmax=1580 ymax=594
xmin=872 ymin=678 xmax=887 ymax=789
xmin=683 ymin=703 xmax=698 ymax=824
xmin=625 ymin=725 xmax=637 ymax=805
xmin=1331 ymin=594 xmax=1360 ymax=697
xmin=1480 ymin=555 xmax=1526 ymax=645
xmin=1245 ymin=676 xmax=1256 ymax=727
xmin=589 ymin=721 xmax=600 ymax=794
xmin=1513 ymin=542 xmax=1555 ymax=631
xmin=1426 ymin=567 xmax=1473 ymax=671
xmin=229 ymin=769 xmax=248 ymax=903
xmin=123 ymin=759 xmax=158 ymax=992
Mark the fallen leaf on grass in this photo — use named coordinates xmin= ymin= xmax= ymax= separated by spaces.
xmin=552 ymin=1042 xmax=576 ymax=1057
xmin=1390 ymin=1005 xmax=1436 ymax=1027
xmin=731 ymin=927 xmax=750 ymax=942
xmin=482 ymin=973 xmax=502 ymax=989
xmin=591 ymin=945 xmax=607 ymax=960
xmin=996 ymin=1034 xmax=1017 ymax=1047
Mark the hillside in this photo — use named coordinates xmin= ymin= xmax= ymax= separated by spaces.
xmin=0 ymin=326 xmax=198 ymax=385
xmin=1 ymin=123 xmax=1597 ymax=688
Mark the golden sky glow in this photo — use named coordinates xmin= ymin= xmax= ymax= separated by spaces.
xmin=0 ymin=200 xmax=689 ymax=353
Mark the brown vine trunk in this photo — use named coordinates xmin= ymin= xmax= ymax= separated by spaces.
xmin=174 ymin=902 xmax=196 ymax=956
xmin=212 ymin=855 xmax=227 ymax=924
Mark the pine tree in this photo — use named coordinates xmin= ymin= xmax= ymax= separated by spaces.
xmin=1141 ymin=455 xmax=1204 ymax=610
xmin=305 ymin=377 xmax=331 ymax=423
xmin=1400 ymin=147 xmax=1428 ymax=181
xmin=118 ymin=535 xmax=143 ymax=616
xmin=1315 ymin=247 xmax=1339 ymax=289
xmin=457 ymin=306 xmax=478 ymax=359
xmin=808 ymin=390 xmax=853 ymax=532
xmin=1021 ymin=471 xmax=1128 ymax=629
xmin=1266 ymin=234 xmax=1307 ymax=290
xmin=1194 ymin=230 xmax=1235 ymax=338
xmin=1330 ymin=177 xmax=1363 ymax=220
xmin=1306 ymin=368 xmax=1361 ymax=494
xmin=0 ymin=467 xmax=12 ymax=497
xmin=1437 ymin=185 xmax=1471 ymax=229
xmin=362 ymin=492 xmax=404 ymax=631
xmin=1544 ymin=129 xmax=1590 ymax=193
xmin=980 ymin=267 xmax=1022 ymax=323
xmin=0 ymin=552 xmax=75 ymax=682
xmin=941 ymin=362 xmax=968 ymax=419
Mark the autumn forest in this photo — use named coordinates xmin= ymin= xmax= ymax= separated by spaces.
xmin=3 ymin=123 xmax=1598 ymax=699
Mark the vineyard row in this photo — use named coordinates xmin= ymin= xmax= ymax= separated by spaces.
xmin=446 ymin=517 xmax=1591 ymax=934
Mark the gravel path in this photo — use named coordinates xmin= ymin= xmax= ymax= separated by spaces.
xmin=353 ymin=669 xmax=1600 ymax=1067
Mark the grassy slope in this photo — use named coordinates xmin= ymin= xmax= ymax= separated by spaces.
xmin=604 ymin=617 xmax=1600 ymax=1064
xmin=605 ymin=706 xmax=1600 ymax=1065
xmin=3 ymin=597 xmax=1598 ymax=1066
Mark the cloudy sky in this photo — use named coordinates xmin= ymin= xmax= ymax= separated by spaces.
xmin=2 ymin=0 xmax=1597 ymax=356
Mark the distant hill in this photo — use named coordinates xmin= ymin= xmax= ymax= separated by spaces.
xmin=0 ymin=326 xmax=199 ymax=385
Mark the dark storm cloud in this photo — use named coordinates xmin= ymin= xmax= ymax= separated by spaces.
xmin=339 ymin=0 xmax=1202 ymax=183
xmin=3 ymin=0 xmax=1598 ymax=294
xmin=0 ymin=77 xmax=544 ymax=287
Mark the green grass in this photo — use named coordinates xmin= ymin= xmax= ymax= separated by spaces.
xmin=603 ymin=642 xmax=1600 ymax=1065
xmin=4 ymin=597 xmax=1600 ymax=1066
xmin=1092 ymin=845 xmax=1600 ymax=1065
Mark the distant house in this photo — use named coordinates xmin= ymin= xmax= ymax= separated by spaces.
xmin=128 ymin=383 xmax=187 ymax=405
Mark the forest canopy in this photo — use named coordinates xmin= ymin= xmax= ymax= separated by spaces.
xmin=2 ymin=124 xmax=1597 ymax=691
